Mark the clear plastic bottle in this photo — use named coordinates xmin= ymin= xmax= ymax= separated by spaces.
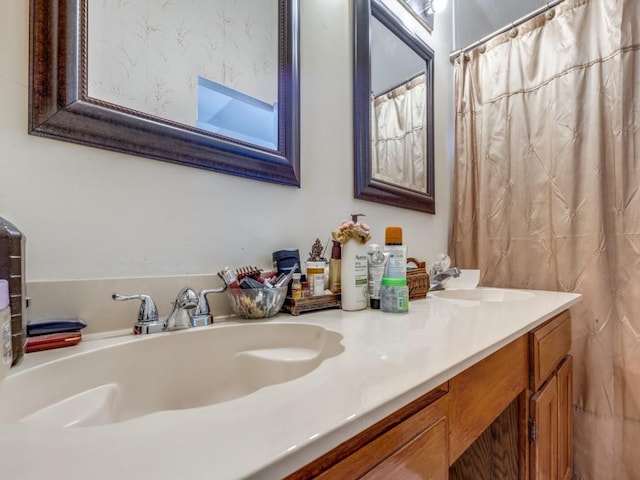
xmin=384 ymin=226 xmax=407 ymax=280
xmin=380 ymin=277 xmax=409 ymax=313
xmin=291 ymin=273 xmax=302 ymax=299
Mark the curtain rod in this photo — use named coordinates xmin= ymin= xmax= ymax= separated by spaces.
xmin=374 ymin=70 xmax=425 ymax=98
xmin=449 ymin=0 xmax=565 ymax=62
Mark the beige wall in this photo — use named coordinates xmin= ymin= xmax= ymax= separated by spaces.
xmin=0 ymin=1 xmax=453 ymax=331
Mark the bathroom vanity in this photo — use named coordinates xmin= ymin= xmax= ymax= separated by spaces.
xmin=287 ymin=309 xmax=573 ymax=479
xmin=0 ymin=287 xmax=579 ymax=479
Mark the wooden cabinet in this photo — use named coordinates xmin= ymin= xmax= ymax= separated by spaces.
xmin=529 ymin=311 xmax=573 ymax=480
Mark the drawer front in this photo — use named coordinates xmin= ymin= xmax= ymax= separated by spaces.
xmin=361 ymin=416 xmax=448 ymax=480
xmin=530 ymin=311 xmax=572 ymax=392
xmin=449 ymin=336 xmax=528 ymax=465
xmin=317 ymin=393 xmax=449 ymax=479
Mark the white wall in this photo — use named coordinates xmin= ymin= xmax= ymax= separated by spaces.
xmin=453 ymin=0 xmax=546 ymax=50
xmin=0 ymin=1 xmax=453 ymax=327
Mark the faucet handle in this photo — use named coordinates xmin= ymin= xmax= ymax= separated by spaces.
xmin=191 ymin=286 xmax=227 ymax=326
xmin=112 ymin=293 xmax=159 ymax=324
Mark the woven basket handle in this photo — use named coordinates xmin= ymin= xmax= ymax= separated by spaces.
xmin=407 ymin=257 xmax=426 ymax=268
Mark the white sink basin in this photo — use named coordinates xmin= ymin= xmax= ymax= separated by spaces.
xmin=431 ymin=287 xmax=534 ymax=304
xmin=0 ymin=322 xmax=344 ymax=428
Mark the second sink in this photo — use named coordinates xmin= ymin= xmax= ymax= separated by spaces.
xmin=431 ymin=287 xmax=534 ymax=303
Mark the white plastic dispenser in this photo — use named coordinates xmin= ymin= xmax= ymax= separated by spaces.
xmin=334 ymin=214 xmax=371 ymax=311
xmin=0 ymin=279 xmax=11 ymax=383
xmin=342 ymin=240 xmax=369 ymax=310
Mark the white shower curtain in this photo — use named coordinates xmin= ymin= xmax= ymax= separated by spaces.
xmin=450 ymin=0 xmax=640 ymax=478
xmin=371 ymin=73 xmax=427 ymax=192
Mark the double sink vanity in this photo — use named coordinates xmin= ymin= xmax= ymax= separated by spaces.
xmin=0 ymin=287 xmax=580 ymax=479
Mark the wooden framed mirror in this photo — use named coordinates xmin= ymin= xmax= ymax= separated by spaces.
xmin=353 ymin=0 xmax=435 ymax=213
xmin=29 ymin=0 xmax=300 ymax=186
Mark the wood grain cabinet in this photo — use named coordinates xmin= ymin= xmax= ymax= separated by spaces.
xmin=529 ymin=311 xmax=573 ymax=480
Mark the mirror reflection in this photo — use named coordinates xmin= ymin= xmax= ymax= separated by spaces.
xmin=88 ymin=0 xmax=279 ymax=150
xmin=353 ymin=0 xmax=435 ymax=213
xmin=370 ymin=16 xmax=428 ymax=193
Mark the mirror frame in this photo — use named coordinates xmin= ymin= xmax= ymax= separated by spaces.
xmin=29 ymin=0 xmax=300 ymax=186
xmin=354 ymin=0 xmax=435 ymax=213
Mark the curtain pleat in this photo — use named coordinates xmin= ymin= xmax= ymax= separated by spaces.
xmin=372 ymin=74 xmax=427 ymax=192
xmin=451 ymin=0 xmax=640 ymax=477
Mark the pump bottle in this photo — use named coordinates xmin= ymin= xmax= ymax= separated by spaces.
xmin=341 ymin=214 xmax=369 ymax=311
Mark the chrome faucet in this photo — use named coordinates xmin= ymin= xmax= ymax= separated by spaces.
xmin=113 ymin=286 xmax=224 ymax=334
xmin=430 ymin=268 xmax=461 ymax=291
xmin=112 ymin=293 xmax=164 ymax=335
xmin=165 ymin=287 xmax=199 ymax=331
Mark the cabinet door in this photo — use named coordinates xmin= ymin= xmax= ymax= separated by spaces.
xmin=530 ymin=375 xmax=558 ymax=480
xmin=361 ymin=416 xmax=448 ymax=480
xmin=530 ymin=311 xmax=571 ymax=392
xmin=557 ymin=356 xmax=573 ymax=480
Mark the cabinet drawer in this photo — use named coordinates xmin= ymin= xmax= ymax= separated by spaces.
xmin=361 ymin=415 xmax=448 ymax=480
xmin=530 ymin=311 xmax=572 ymax=392
xmin=316 ymin=393 xmax=449 ymax=479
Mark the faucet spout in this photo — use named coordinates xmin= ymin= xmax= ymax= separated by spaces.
xmin=165 ymin=287 xmax=198 ymax=331
xmin=430 ymin=268 xmax=461 ymax=291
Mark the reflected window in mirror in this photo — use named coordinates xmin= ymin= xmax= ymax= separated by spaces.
xmin=354 ymin=0 xmax=435 ymax=213
xmin=30 ymin=0 xmax=299 ymax=186
xmin=88 ymin=0 xmax=279 ymax=148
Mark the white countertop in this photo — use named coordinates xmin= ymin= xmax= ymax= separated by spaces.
xmin=0 ymin=288 xmax=580 ymax=480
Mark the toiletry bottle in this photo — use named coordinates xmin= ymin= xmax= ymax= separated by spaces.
xmin=301 ymin=277 xmax=310 ymax=297
xmin=291 ymin=273 xmax=302 ymax=299
xmin=306 ymin=239 xmax=327 ymax=297
xmin=384 ymin=226 xmax=407 ymax=280
xmin=340 ymin=214 xmax=370 ymax=311
xmin=380 ymin=277 xmax=409 ymax=313
xmin=306 ymin=261 xmax=326 ymax=296
xmin=218 ymin=267 xmax=240 ymax=289
xmin=0 ymin=280 xmax=11 ymax=380
xmin=329 ymin=240 xmax=342 ymax=294
xmin=0 ymin=217 xmax=26 ymax=366
xmin=367 ymin=244 xmax=387 ymax=309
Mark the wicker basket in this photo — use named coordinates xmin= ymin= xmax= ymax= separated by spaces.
xmin=407 ymin=257 xmax=430 ymax=300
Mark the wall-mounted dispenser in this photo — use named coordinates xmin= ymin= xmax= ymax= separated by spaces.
xmin=0 ymin=217 xmax=26 ymax=365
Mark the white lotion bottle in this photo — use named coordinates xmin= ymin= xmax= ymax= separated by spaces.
xmin=341 ymin=239 xmax=369 ymax=310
